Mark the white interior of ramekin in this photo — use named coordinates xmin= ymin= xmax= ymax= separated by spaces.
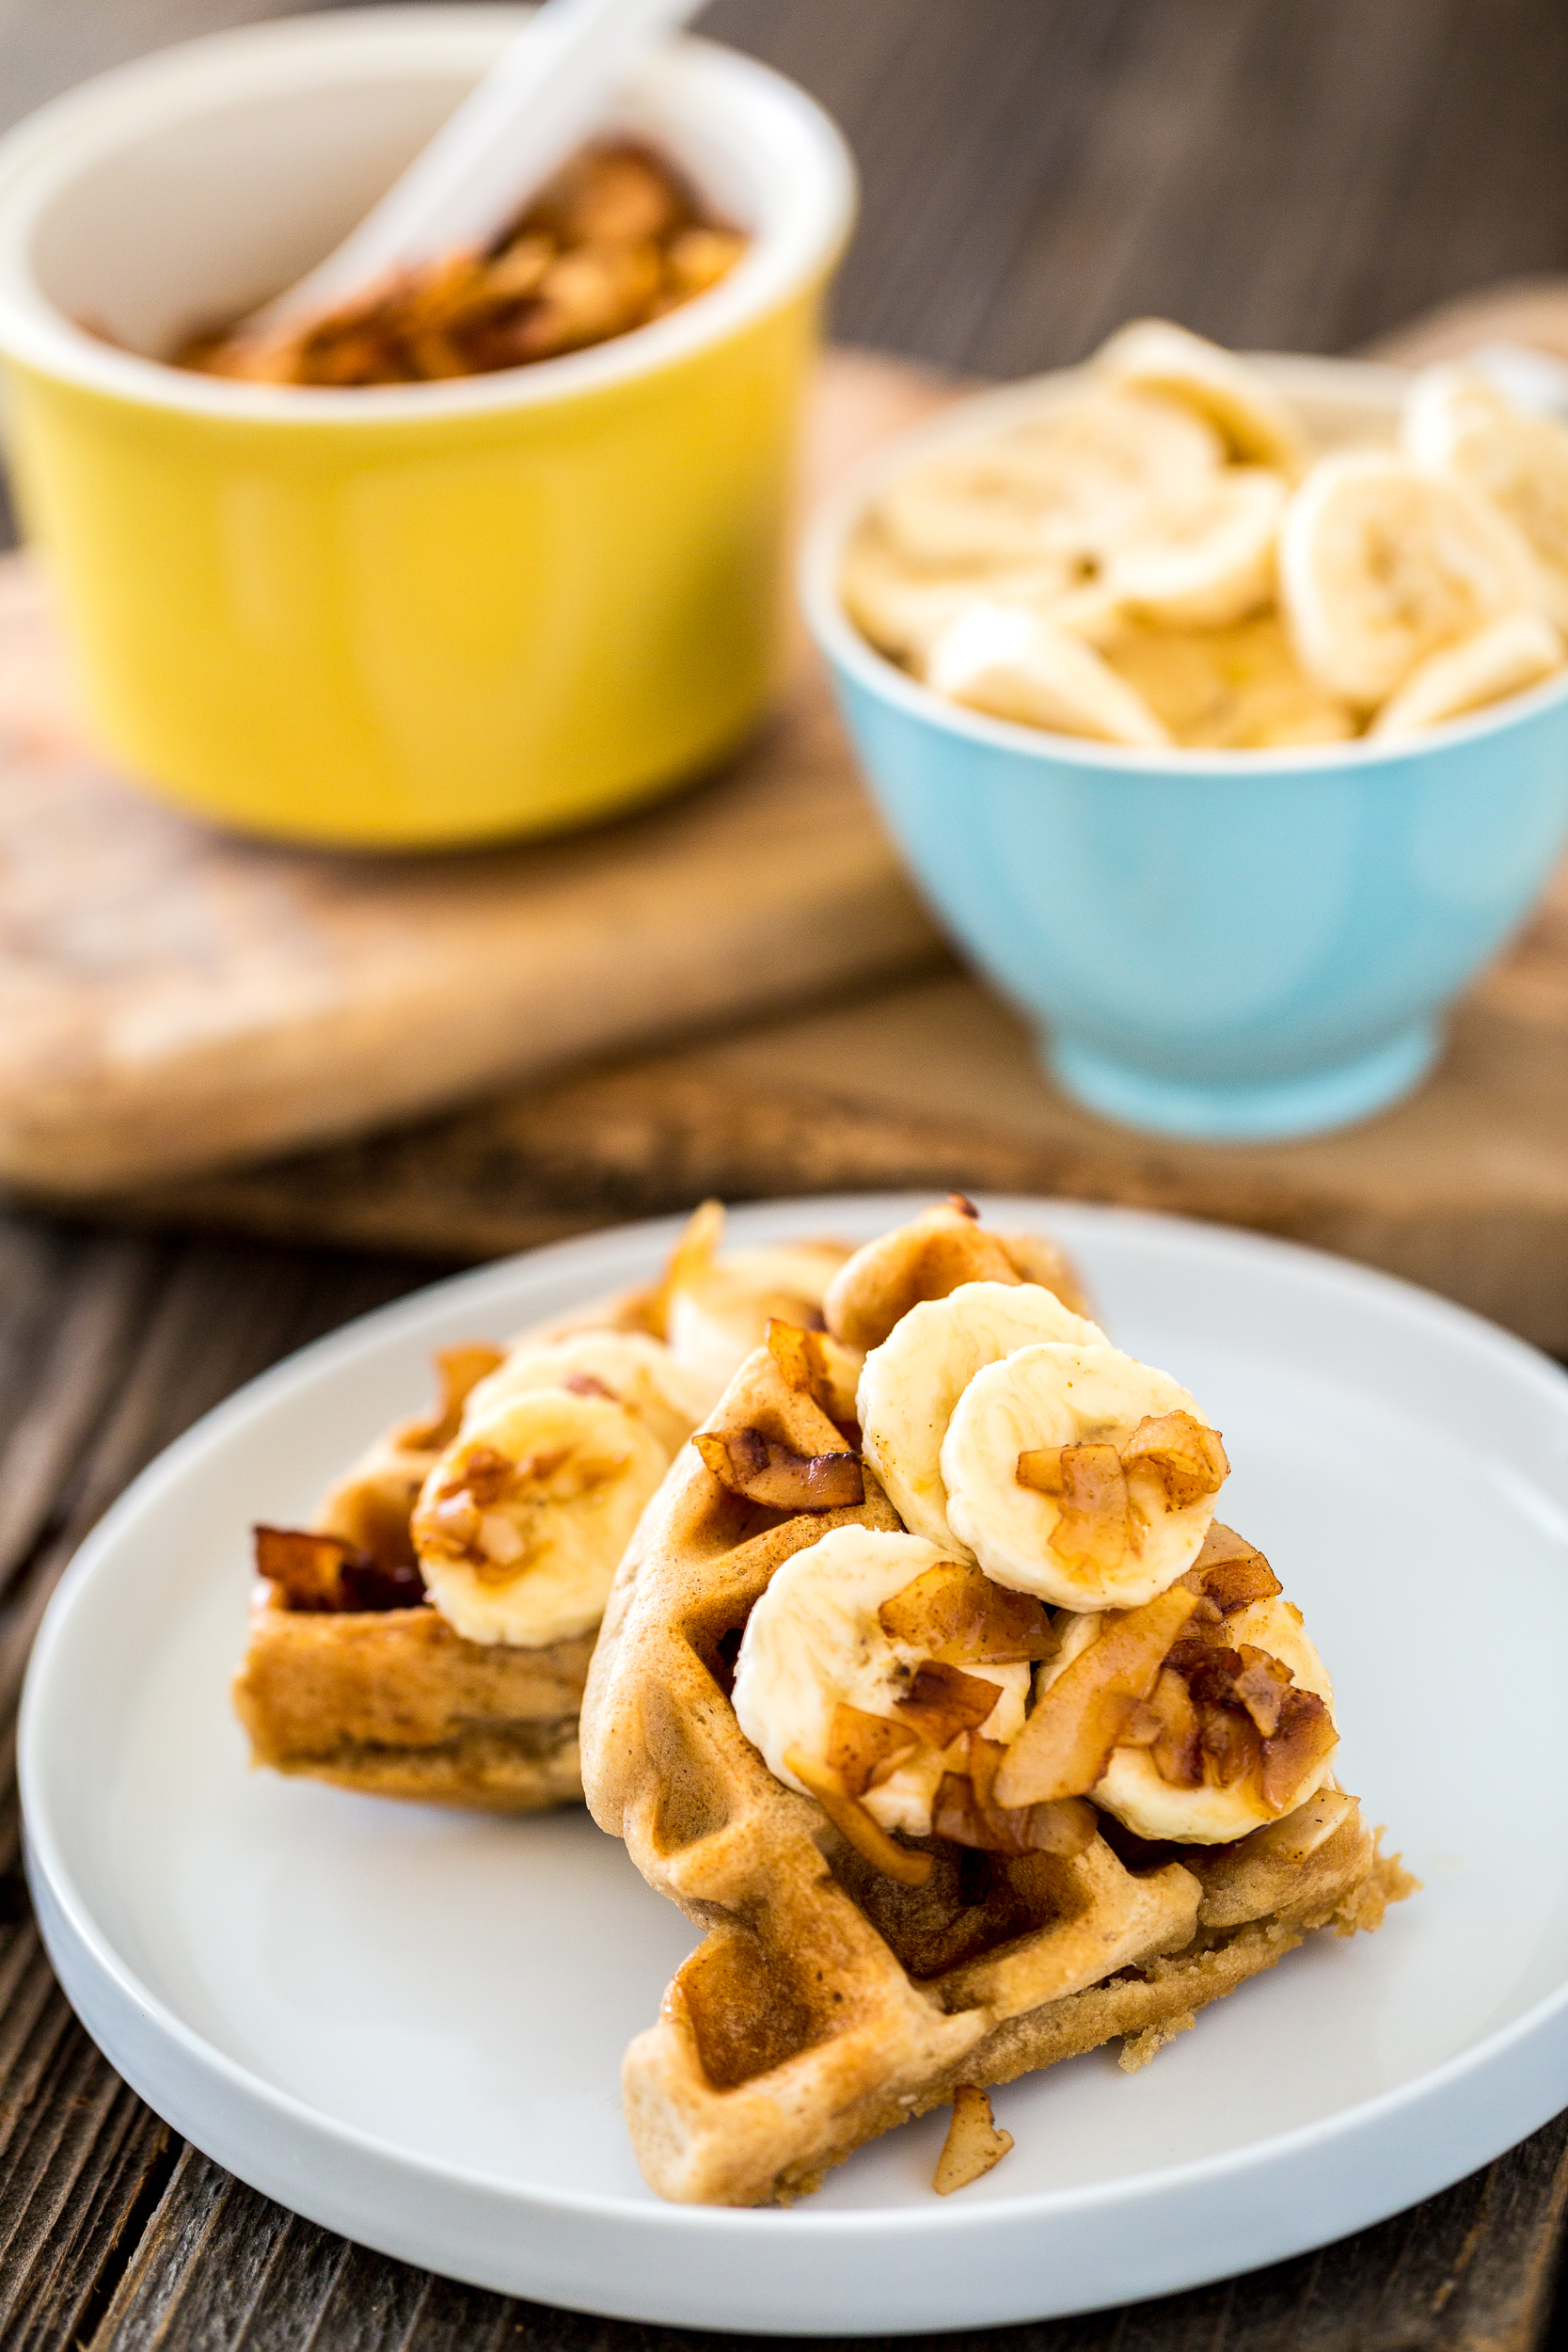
xmin=0 ymin=5 xmax=855 ymax=421
xmin=800 ymin=353 xmax=1568 ymax=773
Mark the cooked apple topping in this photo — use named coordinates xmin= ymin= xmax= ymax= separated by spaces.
xmin=1016 ymin=1408 xmax=1228 ymax=1578
xmin=1004 ymin=1545 xmax=1338 ymax=1840
xmin=934 ymin=1734 xmax=1096 ymax=1857
xmin=994 ymin=1583 xmax=1201 ymax=1806
xmin=784 ymin=1744 xmax=934 ymax=1886
xmin=933 ymin=2086 xmax=1014 ymax=2195
xmin=176 ymin=141 xmax=749 ymax=388
xmin=253 ymin=1524 xmax=424 ymax=1613
xmin=694 ymin=1427 xmax=865 ymax=1512
xmin=765 ymin=1319 xmax=863 ymax=1434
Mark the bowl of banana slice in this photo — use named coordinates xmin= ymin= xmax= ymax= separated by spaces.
xmin=800 ymin=322 xmax=1568 ymax=1141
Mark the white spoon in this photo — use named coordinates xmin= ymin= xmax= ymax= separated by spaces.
xmin=247 ymin=0 xmax=709 ymax=334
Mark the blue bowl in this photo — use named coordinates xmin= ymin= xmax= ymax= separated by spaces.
xmin=800 ymin=360 xmax=1568 ymax=1142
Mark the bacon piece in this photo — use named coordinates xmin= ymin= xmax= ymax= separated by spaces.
xmin=1121 ymin=1411 xmax=1229 ymax=1508
xmin=826 ymin=1703 xmax=918 ymax=1799
xmin=994 ymin=1583 xmax=1200 ymax=1806
xmin=1017 ymin=1441 xmax=1130 ymax=1576
xmin=1259 ymin=1687 xmax=1338 ymax=1813
xmin=784 ymin=1746 xmax=932 ymax=1886
xmin=893 ymin=1661 xmax=1002 ymax=1749
xmin=694 ymin=1428 xmax=863 ymax=1512
xmin=1181 ymin=1522 xmax=1282 ymax=1613
xmin=253 ymin=1525 xmax=424 ymax=1613
xmin=877 ymin=1560 xmax=1054 ymax=1664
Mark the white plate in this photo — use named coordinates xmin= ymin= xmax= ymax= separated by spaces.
xmin=19 ymin=1196 xmax=1568 ymax=2333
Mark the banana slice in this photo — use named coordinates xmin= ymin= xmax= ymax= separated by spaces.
xmin=1278 ymin=450 xmax=1544 ymax=708
xmin=840 ymin=527 xmax=1079 ymax=666
xmin=1094 ymin=318 xmax=1308 ymax=479
xmin=464 ymin=1330 xmax=710 ymax=1455
xmin=858 ymin=1280 xmax=1107 ymax=1553
xmin=940 ymin=1342 xmax=1223 ymax=1608
xmin=412 ymin=1388 xmax=669 ymax=1645
xmin=1370 ymin=609 xmax=1563 ymax=738
xmin=664 ymin=1228 xmax=851 ymax=1410
xmin=1103 ymin=466 xmax=1287 ymax=629
xmin=1104 ymin=612 xmax=1355 ymax=748
xmin=926 ymin=601 xmax=1171 ymax=745
xmin=874 ymin=388 xmax=1224 ymax=573
xmin=731 ymin=1524 xmax=1030 ymax=1838
xmin=1045 ymin=1594 xmax=1337 ymax=1841
xmin=1403 ymin=363 xmax=1568 ymax=633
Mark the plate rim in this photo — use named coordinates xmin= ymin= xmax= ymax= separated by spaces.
xmin=18 ymin=1195 xmax=1568 ymax=2320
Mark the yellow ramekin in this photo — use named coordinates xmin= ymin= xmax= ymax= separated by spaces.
xmin=0 ymin=8 xmax=855 ymax=846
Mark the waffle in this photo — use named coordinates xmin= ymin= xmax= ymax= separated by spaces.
xmin=232 ymin=1283 xmax=657 ymax=1810
xmin=581 ymin=1202 xmax=1413 ymax=2205
xmin=233 ymin=1213 xmax=857 ymax=1811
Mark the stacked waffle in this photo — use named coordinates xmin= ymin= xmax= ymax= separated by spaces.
xmin=581 ymin=1200 xmax=1411 ymax=2204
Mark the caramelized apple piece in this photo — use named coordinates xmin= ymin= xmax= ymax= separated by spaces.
xmin=1017 ymin=1441 xmax=1131 ymax=1575
xmin=1147 ymin=1663 xmax=1204 ymax=1786
xmin=994 ymin=1583 xmax=1199 ymax=1806
xmin=252 ymin=1525 xmax=424 ymax=1613
xmin=1259 ymin=1687 xmax=1338 ymax=1813
xmin=1121 ymin=1410 xmax=1229 ymax=1507
xmin=784 ymin=1745 xmax=932 ymax=1885
xmin=826 ymin=1702 xmax=918 ymax=1798
xmin=1232 ymin=1644 xmax=1293 ymax=1738
xmin=893 ymin=1661 xmax=1002 ymax=1748
xmin=877 ymin=1560 xmax=1054 ymax=1663
xmin=766 ymin=1320 xmax=862 ymax=1429
xmin=1200 ymin=1704 xmax=1262 ymax=1788
xmin=933 ymin=2086 xmax=1013 ymax=2194
xmin=694 ymin=1428 xmax=864 ymax=1512
xmin=1181 ymin=1521 xmax=1282 ymax=1613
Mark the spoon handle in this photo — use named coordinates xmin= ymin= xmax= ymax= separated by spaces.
xmin=253 ymin=0 xmax=706 ymax=331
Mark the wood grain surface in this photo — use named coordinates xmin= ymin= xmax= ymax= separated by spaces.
xmin=1 ymin=5 xmax=1567 ymax=2350
xmin=71 ymin=286 xmax=1568 ymax=1351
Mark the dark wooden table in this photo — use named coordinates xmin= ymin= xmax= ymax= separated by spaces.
xmin=1 ymin=5 xmax=1566 ymax=2346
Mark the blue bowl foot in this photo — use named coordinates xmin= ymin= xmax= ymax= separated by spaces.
xmin=1044 ymin=1021 xmax=1443 ymax=1143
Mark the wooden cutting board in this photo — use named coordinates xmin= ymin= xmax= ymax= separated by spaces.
xmin=0 ymin=349 xmax=955 ymax=1195
xmin=17 ymin=291 xmax=1568 ymax=1353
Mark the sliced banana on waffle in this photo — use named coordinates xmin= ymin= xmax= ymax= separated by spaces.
xmin=1278 ymin=449 xmax=1544 ymax=708
xmin=412 ymin=1387 xmax=669 ymax=1645
xmin=1371 ymin=608 xmax=1563 ymax=738
xmin=1403 ymin=363 xmax=1568 ymax=633
xmin=1104 ymin=612 xmax=1354 ymax=747
xmin=1094 ymin=318 xmax=1308 ymax=479
xmin=1045 ymin=1592 xmax=1337 ymax=1841
xmin=940 ymin=1341 xmax=1226 ymax=1608
xmin=466 ymin=1329 xmax=710 ymax=1455
xmin=858 ymin=1279 xmax=1106 ymax=1552
xmin=926 ymin=600 xmax=1170 ymax=744
xmin=731 ymin=1525 xmax=1029 ymax=1839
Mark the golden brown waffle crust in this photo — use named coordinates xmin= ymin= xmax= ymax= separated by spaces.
xmin=582 ymin=1341 xmax=1414 ymax=2208
xmin=233 ymin=1279 xmax=658 ymax=1812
